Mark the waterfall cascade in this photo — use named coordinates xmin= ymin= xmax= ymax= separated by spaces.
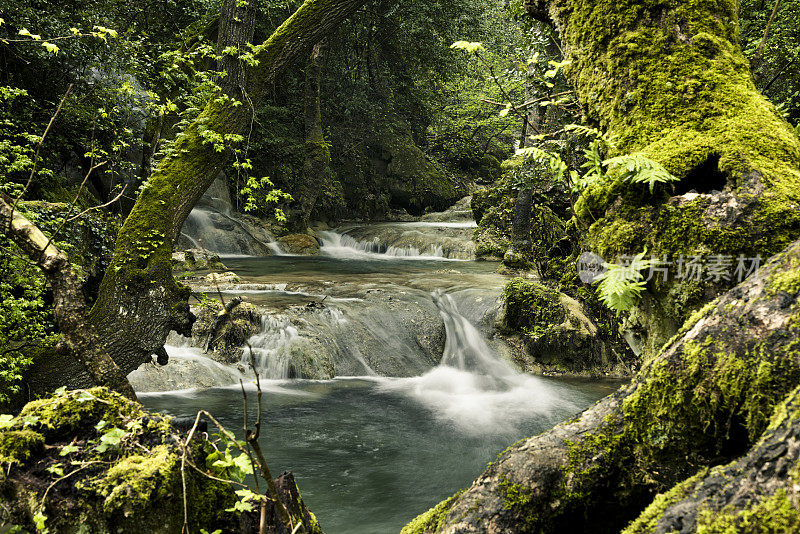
xmin=244 ymin=314 xmax=301 ymax=379
xmin=318 ymin=230 xmax=451 ymax=260
xmin=377 ymin=290 xmax=576 ymax=434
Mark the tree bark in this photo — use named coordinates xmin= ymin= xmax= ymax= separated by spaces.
xmin=216 ymin=0 xmax=259 ymax=99
xmin=625 ymin=384 xmax=800 ymax=533
xmin=299 ymin=42 xmax=332 ymax=228
xmin=22 ymin=0 xmax=370 ymax=394
xmin=0 ymin=195 xmax=137 ymax=400
xmin=422 ymin=237 xmax=800 ymax=533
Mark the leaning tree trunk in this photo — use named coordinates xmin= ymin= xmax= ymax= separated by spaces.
xmin=411 ymin=237 xmax=800 ymax=533
xmin=298 ymin=42 xmax=332 ymax=228
xmin=23 ymin=0 xmax=370 ymax=394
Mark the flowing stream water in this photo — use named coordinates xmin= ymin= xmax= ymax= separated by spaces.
xmin=138 ymin=214 xmax=623 ymax=533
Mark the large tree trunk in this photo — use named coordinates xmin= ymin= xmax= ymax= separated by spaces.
xmin=413 ymin=237 xmax=800 ymax=533
xmin=298 ymin=42 xmax=332 ymax=228
xmin=24 ymin=0 xmax=369 ymax=394
xmin=0 ymin=195 xmax=137 ymax=400
xmin=526 ymin=0 xmax=800 ymax=356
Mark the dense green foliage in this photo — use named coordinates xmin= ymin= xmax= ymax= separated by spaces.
xmin=742 ymin=0 xmax=800 ymax=126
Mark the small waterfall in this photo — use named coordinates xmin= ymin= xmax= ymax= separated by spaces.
xmin=244 ymin=315 xmax=300 ymax=379
xmin=318 ymin=230 xmax=452 ymax=260
xmin=379 ymin=290 xmax=578 ymax=434
xmin=432 ymin=290 xmax=515 ymax=380
xmin=180 ymin=208 xmax=284 ymax=256
xmin=266 ymin=241 xmax=286 ymax=256
xmin=182 ymin=209 xmax=228 ymax=253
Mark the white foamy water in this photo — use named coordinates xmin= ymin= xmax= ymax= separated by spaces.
xmin=318 ymin=230 xmax=460 ymax=261
xmin=245 ymin=314 xmax=302 ymax=379
xmin=401 ymin=221 xmax=477 ymax=228
xmin=378 ymin=291 xmax=578 ymax=434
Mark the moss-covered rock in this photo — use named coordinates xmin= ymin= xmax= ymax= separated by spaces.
xmin=277 ymin=233 xmax=321 ymax=255
xmin=0 ymin=430 xmax=45 ymax=467
xmin=0 ymin=387 xmax=324 ymax=533
xmin=401 ymin=491 xmax=463 ymax=534
xmin=172 ymin=248 xmax=227 ymax=273
xmin=499 ymin=278 xmax=634 ymax=376
xmin=191 ymin=299 xmax=262 ymax=363
xmin=376 ymin=127 xmax=466 ymax=216
xmin=624 ymin=384 xmax=800 ymax=533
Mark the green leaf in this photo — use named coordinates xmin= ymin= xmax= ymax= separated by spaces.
xmin=450 ymin=41 xmax=484 ymax=53
xmin=41 ymin=42 xmax=59 ymax=54
xmin=604 ymin=154 xmax=678 ymax=194
xmin=21 ymin=415 xmax=40 ymax=427
xmin=0 ymin=414 xmax=14 ymax=430
xmin=60 ymin=444 xmax=80 ymax=456
xmin=99 ymin=427 xmax=126 ymax=448
xmin=33 ymin=511 xmax=47 ymax=532
xmin=77 ymin=391 xmax=96 ymax=403
xmin=46 ymin=463 xmax=64 ymax=477
xmin=19 ymin=28 xmax=41 ymax=40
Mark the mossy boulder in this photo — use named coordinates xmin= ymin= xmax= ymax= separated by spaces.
xmin=278 ymin=233 xmax=320 ymax=255
xmin=0 ymin=388 xmax=324 ymax=533
xmin=191 ymin=299 xmax=262 ymax=363
xmin=172 ymin=248 xmax=227 ymax=273
xmin=374 ymin=128 xmax=466 ymax=216
xmin=500 ymin=278 xmax=634 ymax=376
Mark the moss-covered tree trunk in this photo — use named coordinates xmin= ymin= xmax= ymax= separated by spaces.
xmin=299 ymin=42 xmax=332 ymax=228
xmin=527 ymin=0 xmax=800 ymax=355
xmin=23 ymin=0 xmax=370 ymax=393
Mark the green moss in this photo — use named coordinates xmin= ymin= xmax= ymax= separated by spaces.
xmin=555 ymin=0 xmax=800 ymax=187
xmin=767 ymin=257 xmax=800 ymax=296
xmin=502 ymin=278 xmax=565 ymax=335
xmin=694 ymin=489 xmax=800 ymax=533
xmin=0 ymin=430 xmax=45 ymax=467
xmin=18 ymin=388 xmax=147 ymax=440
xmin=499 ymin=475 xmax=536 ymax=524
xmin=622 ymin=333 xmax=800 ymax=474
xmin=400 ymin=491 xmax=464 ymax=534
xmin=93 ymin=445 xmax=179 ymax=513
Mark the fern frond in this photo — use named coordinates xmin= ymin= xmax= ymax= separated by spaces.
xmin=595 ymin=251 xmax=653 ymax=313
xmin=603 ymin=153 xmax=678 ymax=194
